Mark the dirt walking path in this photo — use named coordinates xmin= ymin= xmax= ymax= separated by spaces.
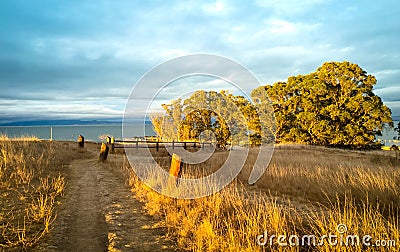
xmin=36 ymin=147 xmax=178 ymax=252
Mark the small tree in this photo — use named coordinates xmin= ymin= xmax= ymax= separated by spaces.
xmin=151 ymin=90 xmax=256 ymax=148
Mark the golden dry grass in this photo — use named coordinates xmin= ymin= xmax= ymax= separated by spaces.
xmin=122 ymin=144 xmax=400 ymax=251
xmin=0 ymin=136 xmax=79 ymax=249
xmin=0 ymin=135 xmax=40 ymax=142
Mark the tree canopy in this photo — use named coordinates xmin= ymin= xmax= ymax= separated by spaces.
xmin=252 ymin=61 xmax=392 ymax=148
xmin=151 ymin=90 xmax=273 ymax=148
xmin=152 ymin=61 xmax=392 ymax=149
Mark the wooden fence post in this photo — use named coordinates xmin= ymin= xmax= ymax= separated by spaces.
xmin=169 ymin=153 xmax=183 ymax=187
xmin=184 ymin=142 xmax=187 ymax=150
xmin=390 ymin=145 xmax=399 ymax=160
xmin=172 ymin=140 xmax=175 ymax=149
xmin=156 ymin=140 xmax=159 ymax=152
xmin=78 ymin=135 xmax=84 ymax=148
xmin=111 ymin=137 xmax=115 ymax=153
xmin=136 ymin=140 xmax=139 ymax=150
xmin=99 ymin=143 xmax=109 ymax=161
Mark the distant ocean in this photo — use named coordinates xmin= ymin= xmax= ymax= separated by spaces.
xmin=0 ymin=124 xmax=155 ymax=142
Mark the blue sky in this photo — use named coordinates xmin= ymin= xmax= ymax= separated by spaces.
xmin=0 ymin=0 xmax=399 ymax=124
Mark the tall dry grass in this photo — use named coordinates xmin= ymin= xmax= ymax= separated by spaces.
xmin=0 ymin=136 xmax=70 ymax=249
xmin=241 ymin=145 xmax=400 ymax=211
xmin=123 ymin=144 xmax=399 ymax=251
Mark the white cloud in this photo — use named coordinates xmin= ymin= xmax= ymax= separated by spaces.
xmin=373 ymin=69 xmax=400 ymax=80
xmin=263 ymin=18 xmax=320 ymax=36
xmin=173 ymin=1 xmax=197 ymax=12
xmin=340 ymin=47 xmax=354 ymax=53
xmin=202 ymin=1 xmax=230 ymax=15
xmin=374 ymin=86 xmax=400 ymax=101
xmin=159 ymin=49 xmax=192 ymax=59
xmin=253 ymin=0 xmax=329 ymax=15
xmin=22 ymin=102 xmax=121 ymax=117
xmin=267 ymin=19 xmax=297 ymax=34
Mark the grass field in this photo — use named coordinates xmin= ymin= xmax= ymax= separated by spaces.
xmin=123 ymin=144 xmax=400 ymax=251
xmin=1 ymin=136 xmax=399 ymax=251
xmin=0 ymin=136 xmax=84 ymax=249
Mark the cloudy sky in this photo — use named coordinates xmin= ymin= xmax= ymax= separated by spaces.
xmin=1 ymin=0 xmax=399 ymax=124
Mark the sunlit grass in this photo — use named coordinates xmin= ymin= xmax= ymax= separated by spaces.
xmin=0 ymin=137 xmax=70 ymax=249
xmin=0 ymin=134 xmax=40 ymax=142
xmin=122 ymin=145 xmax=400 ymax=251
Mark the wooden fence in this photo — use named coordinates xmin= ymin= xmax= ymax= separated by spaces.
xmin=106 ymin=137 xmax=214 ymax=152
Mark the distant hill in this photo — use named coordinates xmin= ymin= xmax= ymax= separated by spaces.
xmin=0 ymin=119 xmax=123 ymax=126
xmin=0 ymin=119 xmax=154 ymax=126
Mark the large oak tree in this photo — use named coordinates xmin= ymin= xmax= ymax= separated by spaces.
xmin=253 ymin=61 xmax=392 ymax=148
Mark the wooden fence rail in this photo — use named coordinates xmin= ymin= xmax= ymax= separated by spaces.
xmin=110 ymin=138 xmax=214 ymax=152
